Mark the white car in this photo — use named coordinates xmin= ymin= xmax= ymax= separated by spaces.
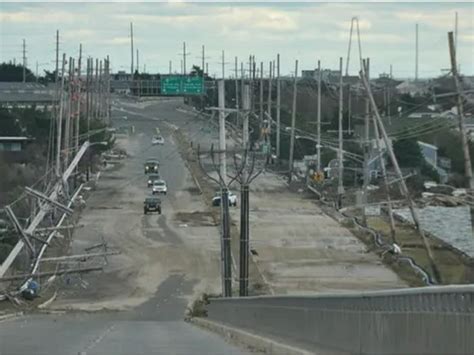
xmin=212 ymin=191 xmax=237 ymax=207
xmin=152 ymin=179 xmax=167 ymax=195
xmin=152 ymin=135 xmax=165 ymax=145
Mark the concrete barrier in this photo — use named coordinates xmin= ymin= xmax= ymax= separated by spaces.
xmin=205 ymin=285 xmax=474 ymax=354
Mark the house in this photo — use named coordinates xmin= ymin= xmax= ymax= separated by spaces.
xmin=396 ymin=80 xmax=431 ymax=96
xmin=0 ymin=136 xmax=34 ymax=163
xmin=417 ymin=141 xmax=449 ymax=183
xmin=0 ymin=82 xmax=57 ymax=110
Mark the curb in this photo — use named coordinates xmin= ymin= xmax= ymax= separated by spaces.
xmin=0 ymin=312 xmax=23 ymax=323
xmin=190 ymin=317 xmax=314 ymax=355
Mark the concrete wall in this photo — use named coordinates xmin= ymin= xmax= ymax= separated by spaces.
xmin=205 ymin=285 xmax=474 ymax=354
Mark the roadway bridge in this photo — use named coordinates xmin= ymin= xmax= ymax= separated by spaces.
xmin=202 ymin=285 xmax=474 ymax=354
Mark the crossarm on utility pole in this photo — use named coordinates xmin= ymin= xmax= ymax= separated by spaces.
xmin=24 ymin=187 xmax=73 ymax=215
xmin=4 ymin=206 xmax=35 ymax=254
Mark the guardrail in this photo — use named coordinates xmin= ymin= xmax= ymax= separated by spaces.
xmin=205 ymin=285 xmax=474 ymax=354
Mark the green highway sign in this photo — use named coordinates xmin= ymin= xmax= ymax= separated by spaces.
xmin=161 ymin=76 xmax=181 ymax=95
xmin=183 ymin=76 xmax=204 ymax=94
xmin=161 ymin=75 xmax=204 ymax=96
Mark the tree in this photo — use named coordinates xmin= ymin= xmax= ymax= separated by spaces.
xmin=0 ymin=62 xmax=36 ymax=82
xmin=393 ymin=133 xmax=424 ymax=168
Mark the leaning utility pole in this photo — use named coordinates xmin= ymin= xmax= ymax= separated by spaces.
xmin=337 ymin=57 xmax=344 ymax=209
xmin=362 ymin=58 xmax=370 ymax=224
xmin=56 ymin=53 xmax=66 ymax=177
xmin=22 ymin=39 xmax=26 ymax=83
xmin=317 ymin=59 xmax=322 ymax=172
xmin=448 ymin=31 xmax=473 ymax=189
xmin=360 ymin=69 xmax=441 ymax=283
xmin=288 ymin=60 xmax=298 ymax=183
xmin=130 ymin=22 xmax=134 ymax=78
xmin=276 ymin=54 xmax=281 ymax=161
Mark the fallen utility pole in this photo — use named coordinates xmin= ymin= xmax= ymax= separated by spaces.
xmin=360 ymin=69 xmax=441 ymax=283
xmin=40 ymin=251 xmax=120 ymax=263
xmin=0 ymin=142 xmax=90 ymax=278
xmin=448 ymin=31 xmax=473 ymax=189
xmin=0 ymin=266 xmax=103 ymax=283
xmin=24 ymin=187 xmax=73 ymax=215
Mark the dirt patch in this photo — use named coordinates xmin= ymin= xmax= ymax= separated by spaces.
xmin=174 ymin=211 xmax=217 ymax=227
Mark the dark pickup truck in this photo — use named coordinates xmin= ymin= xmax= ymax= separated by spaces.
xmin=144 ymin=159 xmax=159 ymax=174
xmin=144 ymin=196 xmax=161 ymax=214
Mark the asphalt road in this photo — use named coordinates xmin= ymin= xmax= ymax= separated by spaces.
xmin=0 ymin=97 xmax=252 ymax=355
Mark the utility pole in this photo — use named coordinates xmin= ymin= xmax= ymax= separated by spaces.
xmin=360 ymin=69 xmax=441 ymax=283
xmin=75 ymin=44 xmax=82 ymax=159
xmin=218 ymin=80 xmax=227 ymax=183
xmin=106 ymin=55 xmax=111 ymax=122
xmin=235 ymin=56 xmax=239 ymax=109
xmin=64 ymin=57 xmax=73 ymax=167
xmin=22 ymin=39 xmax=26 ymax=83
xmin=136 ymin=49 xmax=139 ymax=73
xmin=259 ymin=61 xmax=264 ymax=128
xmin=86 ymin=57 xmax=91 ymax=181
xmin=276 ymin=54 xmax=281 ymax=161
xmin=182 ymin=42 xmax=188 ymax=75
xmin=169 ymin=60 xmax=172 ymax=74
xmin=98 ymin=60 xmax=103 ymax=117
xmin=415 ymin=23 xmax=419 ymax=82
xmin=266 ymin=61 xmax=273 ymax=161
xmin=56 ymin=53 xmax=66 ymax=177
xmin=288 ymin=60 xmax=298 ymax=183
xmin=130 ymin=22 xmax=134 ymax=78
xmin=372 ymin=105 xmax=397 ymax=243
xmin=317 ymin=59 xmax=322 ymax=172
xmin=94 ymin=58 xmax=99 ymax=119
xmin=221 ymin=50 xmax=225 ymax=79
xmin=201 ymin=45 xmax=206 ymax=109
xmin=362 ymin=58 xmax=370 ymax=224
xmin=448 ymin=31 xmax=473 ymax=189
xmin=337 ymin=57 xmax=344 ymax=209
xmin=217 ymin=79 xmax=232 ymax=297
xmin=240 ymin=82 xmax=251 ymax=297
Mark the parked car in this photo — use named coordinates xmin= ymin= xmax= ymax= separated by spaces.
xmin=212 ymin=191 xmax=237 ymax=207
xmin=145 ymin=158 xmax=159 ymax=174
xmin=147 ymin=173 xmax=161 ymax=187
xmin=152 ymin=179 xmax=168 ymax=195
xmin=152 ymin=135 xmax=165 ymax=145
xmin=144 ymin=196 xmax=161 ymax=214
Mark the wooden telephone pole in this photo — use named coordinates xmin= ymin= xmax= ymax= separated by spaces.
xmin=448 ymin=31 xmax=473 ymax=189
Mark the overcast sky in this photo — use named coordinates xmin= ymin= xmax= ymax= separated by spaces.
xmin=0 ymin=1 xmax=473 ymax=79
